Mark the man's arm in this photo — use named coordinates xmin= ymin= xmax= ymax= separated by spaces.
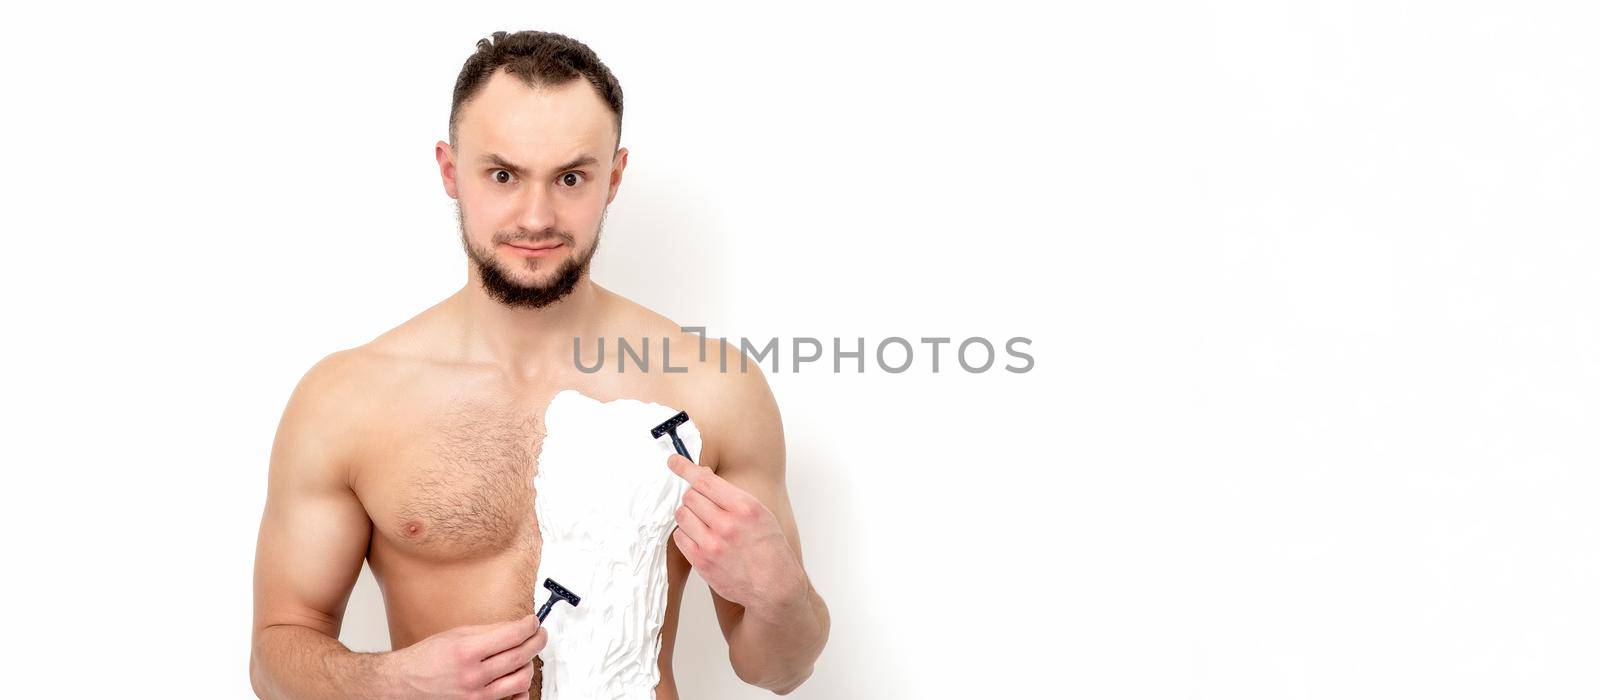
xmin=250 ymin=353 xmax=398 ymax=698
xmin=668 ymin=358 xmax=830 ymax=694
xmin=251 ymin=353 xmax=546 ymax=699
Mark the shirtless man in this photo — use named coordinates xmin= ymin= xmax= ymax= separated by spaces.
xmin=249 ymin=31 xmax=830 ymax=699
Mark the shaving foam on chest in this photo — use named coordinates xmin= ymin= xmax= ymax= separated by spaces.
xmin=533 ymin=389 xmax=698 ymax=700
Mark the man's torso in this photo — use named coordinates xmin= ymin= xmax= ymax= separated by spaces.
xmin=328 ymin=288 xmax=721 ymax=698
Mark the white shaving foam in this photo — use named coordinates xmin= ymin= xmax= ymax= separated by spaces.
xmin=533 ymin=389 xmax=698 ymax=700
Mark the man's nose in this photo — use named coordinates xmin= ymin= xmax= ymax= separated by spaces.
xmin=514 ymin=182 xmax=557 ymax=234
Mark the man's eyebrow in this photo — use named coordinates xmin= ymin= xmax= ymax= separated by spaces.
xmin=480 ymin=153 xmax=600 ymax=175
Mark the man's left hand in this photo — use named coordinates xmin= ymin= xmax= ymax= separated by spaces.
xmin=666 ymin=453 xmax=807 ymax=614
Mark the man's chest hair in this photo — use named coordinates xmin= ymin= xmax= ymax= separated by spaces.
xmin=385 ymin=398 xmax=548 ymax=557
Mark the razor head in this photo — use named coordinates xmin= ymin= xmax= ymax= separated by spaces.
xmin=543 ymin=578 xmax=581 ymax=607
xmin=650 ymin=411 xmax=690 ymax=439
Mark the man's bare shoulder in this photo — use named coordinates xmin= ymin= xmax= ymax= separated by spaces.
xmin=595 ymin=288 xmax=782 ymax=460
xmin=270 ymin=348 xmax=367 ymax=486
xmin=597 ymin=287 xmax=765 ymax=385
xmin=275 ymin=340 xmax=429 ymax=466
xmin=687 ymin=336 xmax=784 ymax=449
xmin=280 ymin=344 xmax=392 ymax=422
xmin=288 ymin=345 xmax=387 ymax=407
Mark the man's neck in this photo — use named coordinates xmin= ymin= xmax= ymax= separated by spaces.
xmin=452 ymin=273 xmax=603 ymax=380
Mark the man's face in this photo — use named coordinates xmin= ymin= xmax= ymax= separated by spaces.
xmin=438 ymin=69 xmax=627 ymax=308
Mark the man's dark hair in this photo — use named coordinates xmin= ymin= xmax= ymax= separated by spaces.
xmin=448 ymin=30 xmax=624 ymax=149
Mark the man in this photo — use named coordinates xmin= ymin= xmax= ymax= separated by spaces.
xmin=250 ymin=30 xmax=829 ymax=699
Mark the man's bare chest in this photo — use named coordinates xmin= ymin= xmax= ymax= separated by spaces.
xmin=348 ymin=368 xmax=700 ymax=563
xmin=360 ymin=395 xmax=553 ymax=562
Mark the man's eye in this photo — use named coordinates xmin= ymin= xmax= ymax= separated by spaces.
xmin=492 ymin=169 xmax=514 ymax=184
xmin=560 ymin=172 xmax=584 ymax=187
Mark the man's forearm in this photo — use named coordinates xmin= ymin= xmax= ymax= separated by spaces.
xmin=251 ymin=624 xmax=396 ymax=700
xmin=727 ymin=576 xmax=831 ymax=694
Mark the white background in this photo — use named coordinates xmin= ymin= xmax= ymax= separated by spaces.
xmin=2 ymin=1 xmax=1597 ymax=698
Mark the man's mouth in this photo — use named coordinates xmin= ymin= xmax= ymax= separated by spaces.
xmin=501 ymin=240 xmax=566 ymax=257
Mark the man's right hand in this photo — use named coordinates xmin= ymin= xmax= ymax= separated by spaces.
xmin=381 ymin=613 xmax=547 ymax=699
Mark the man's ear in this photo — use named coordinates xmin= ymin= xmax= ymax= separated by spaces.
xmin=436 ymin=140 xmax=459 ymax=199
xmin=606 ymin=146 xmax=629 ymax=205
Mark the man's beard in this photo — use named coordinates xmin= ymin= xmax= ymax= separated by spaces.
xmin=457 ymin=204 xmax=603 ymax=309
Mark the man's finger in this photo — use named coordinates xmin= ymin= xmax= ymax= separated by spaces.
xmin=673 ymin=527 xmax=705 ymax=567
xmin=683 ymin=488 xmax=728 ymax=528
xmin=483 ymin=660 xmax=536 ymax=698
xmin=674 ymin=502 xmax=713 ymax=546
xmin=666 ymin=453 xmax=698 ymax=480
xmin=468 ymin=613 xmax=541 ymax=659
xmin=480 ymin=626 xmax=546 ymax=679
xmin=668 ymin=454 xmax=742 ymax=508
